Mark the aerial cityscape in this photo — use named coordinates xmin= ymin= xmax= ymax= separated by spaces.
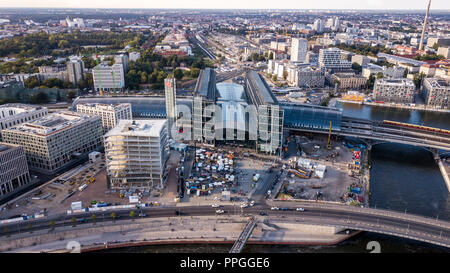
xmin=0 ymin=0 xmax=449 ymax=258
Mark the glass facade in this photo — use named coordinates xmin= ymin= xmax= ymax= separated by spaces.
xmin=281 ymin=103 xmax=342 ymax=132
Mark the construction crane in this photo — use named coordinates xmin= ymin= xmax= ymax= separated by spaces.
xmin=327 ymin=121 xmax=332 ymax=150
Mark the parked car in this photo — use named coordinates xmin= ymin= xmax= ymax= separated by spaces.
xmin=211 ymin=204 xmax=220 ymax=208
xmin=216 ymin=209 xmax=225 ymax=214
xmin=271 ymin=207 xmax=279 ymax=210
xmin=296 ymin=208 xmax=305 ymax=212
xmin=259 ymin=212 xmax=268 ymax=216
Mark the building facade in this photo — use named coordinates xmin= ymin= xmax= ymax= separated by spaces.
xmin=318 ymin=48 xmax=351 ymax=70
xmin=2 ymin=112 xmax=103 ymax=173
xmin=422 ymin=78 xmax=450 ymax=109
xmin=290 ymin=38 xmax=307 ymax=63
xmin=332 ymin=73 xmax=367 ymax=89
xmin=104 ymin=119 xmax=169 ymax=190
xmin=373 ymin=78 xmax=415 ymax=103
xmin=76 ymin=103 xmax=132 ymax=134
xmin=295 ymin=67 xmax=325 ymax=88
xmin=164 ymin=77 xmax=177 ymax=138
xmin=0 ymin=143 xmax=31 ymax=202
xmin=0 ymin=104 xmax=48 ymax=141
xmin=93 ymin=63 xmax=125 ymax=92
xmin=67 ymin=56 xmax=85 ymax=86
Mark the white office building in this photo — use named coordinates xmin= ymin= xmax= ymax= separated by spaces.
xmin=290 ymin=38 xmax=308 ymax=63
xmin=0 ymin=143 xmax=31 ymax=202
xmin=2 ymin=112 xmax=103 ymax=173
xmin=104 ymin=119 xmax=169 ymax=190
xmin=76 ymin=103 xmax=132 ymax=133
xmin=93 ymin=63 xmax=125 ymax=92
xmin=0 ymin=104 xmax=48 ymax=141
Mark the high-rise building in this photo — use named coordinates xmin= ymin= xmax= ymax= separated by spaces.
xmin=2 ymin=112 xmax=103 ymax=173
xmin=193 ymin=68 xmax=217 ymax=143
xmin=114 ymin=54 xmax=129 ymax=73
xmin=373 ymin=78 xmax=415 ymax=103
xmin=0 ymin=143 xmax=31 ymax=202
xmin=290 ymin=38 xmax=308 ymax=63
xmin=67 ymin=56 xmax=85 ymax=86
xmin=313 ymin=19 xmax=324 ymax=33
xmin=422 ymin=78 xmax=450 ymax=109
xmin=93 ymin=63 xmax=125 ymax=93
xmin=0 ymin=104 xmax=48 ymax=141
xmin=164 ymin=77 xmax=177 ymax=138
xmin=104 ymin=119 xmax=169 ymax=190
xmin=318 ymin=48 xmax=352 ymax=70
xmin=76 ymin=103 xmax=132 ymax=134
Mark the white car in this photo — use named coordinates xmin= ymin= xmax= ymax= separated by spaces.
xmin=249 ymin=201 xmax=255 ymax=207
xmin=211 ymin=204 xmax=220 ymax=208
xmin=296 ymin=208 xmax=305 ymax=212
xmin=241 ymin=203 xmax=248 ymax=208
xmin=216 ymin=209 xmax=225 ymax=214
xmin=271 ymin=206 xmax=279 ymax=211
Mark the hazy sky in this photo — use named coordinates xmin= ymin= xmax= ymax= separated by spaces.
xmin=0 ymin=0 xmax=448 ymax=10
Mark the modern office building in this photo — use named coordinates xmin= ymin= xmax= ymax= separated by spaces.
xmin=104 ymin=119 xmax=169 ymax=190
xmin=76 ymin=103 xmax=132 ymax=133
xmin=373 ymin=78 xmax=415 ymax=103
xmin=0 ymin=143 xmax=31 ymax=202
xmin=332 ymin=73 xmax=367 ymax=90
xmin=422 ymin=78 xmax=450 ymax=109
xmin=318 ymin=48 xmax=351 ymax=70
xmin=0 ymin=104 xmax=48 ymax=141
xmin=244 ymin=71 xmax=284 ymax=155
xmin=192 ymin=68 xmax=217 ymax=144
xmin=351 ymin=55 xmax=370 ymax=66
xmin=313 ymin=19 xmax=324 ymax=33
xmin=67 ymin=56 xmax=85 ymax=86
xmin=290 ymin=38 xmax=307 ymax=63
xmin=2 ymin=112 xmax=103 ymax=173
xmin=93 ymin=63 xmax=125 ymax=92
xmin=164 ymin=77 xmax=177 ymax=138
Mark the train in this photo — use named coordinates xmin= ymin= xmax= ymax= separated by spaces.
xmin=383 ymin=120 xmax=450 ymax=135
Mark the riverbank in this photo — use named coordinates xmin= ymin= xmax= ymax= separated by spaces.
xmin=1 ymin=216 xmax=357 ymax=253
xmin=337 ymin=99 xmax=450 ymax=113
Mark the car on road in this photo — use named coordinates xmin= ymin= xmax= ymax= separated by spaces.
xmin=281 ymin=207 xmax=289 ymax=211
xmin=211 ymin=204 xmax=220 ymax=208
xmin=250 ymin=200 xmax=255 ymax=206
xmin=241 ymin=203 xmax=248 ymax=208
xmin=271 ymin=206 xmax=279 ymax=210
xmin=138 ymin=213 xmax=146 ymax=217
xmin=259 ymin=212 xmax=268 ymax=216
xmin=296 ymin=208 xmax=305 ymax=212
xmin=216 ymin=209 xmax=225 ymax=214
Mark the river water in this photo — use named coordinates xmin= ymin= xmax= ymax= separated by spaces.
xmin=107 ymin=102 xmax=450 ymax=253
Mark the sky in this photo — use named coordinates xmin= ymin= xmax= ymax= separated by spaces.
xmin=0 ymin=0 xmax=448 ymax=10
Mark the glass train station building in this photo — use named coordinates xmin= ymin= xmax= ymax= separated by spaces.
xmin=72 ymin=69 xmax=343 ymax=155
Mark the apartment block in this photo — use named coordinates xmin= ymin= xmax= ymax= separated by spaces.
xmin=295 ymin=67 xmax=325 ymax=88
xmin=422 ymin=78 xmax=450 ymax=109
xmin=0 ymin=104 xmax=48 ymax=141
xmin=0 ymin=143 xmax=31 ymax=202
xmin=332 ymin=73 xmax=367 ymax=89
xmin=290 ymin=38 xmax=307 ymax=63
xmin=76 ymin=103 xmax=132 ymax=134
xmin=2 ymin=111 xmax=103 ymax=173
xmin=93 ymin=63 xmax=125 ymax=92
xmin=318 ymin=48 xmax=351 ymax=70
xmin=104 ymin=119 xmax=169 ymax=190
xmin=67 ymin=56 xmax=85 ymax=86
xmin=373 ymin=78 xmax=415 ymax=103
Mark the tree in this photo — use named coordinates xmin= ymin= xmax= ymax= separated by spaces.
xmin=67 ymin=90 xmax=77 ymax=101
xmin=272 ymin=74 xmax=277 ymax=81
xmin=24 ymin=76 xmax=40 ymax=89
xmin=49 ymin=220 xmax=55 ymax=231
xmin=30 ymin=92 xmax=49 ymax=104
xmin=71 ymin=217 xmax=77 ymax=227
xmin=282 ymin=70 xmax=288 ymax=80
xmin=376 ymin=72 xmax=383 ymax=79
xmin=413 ymin=72 xmax=426 ymax=88
xmin=91 ymin=214 xmax=97 ymax=225
xmin=190 ymin=68 xmax=200 ymax=78
xmin=173 ymin=69 xmax=184 ymax=80
xmin=129 ymin=211 xmax=135 ymax=221
xmin=352 ymin=62 xmax=362 ymax=73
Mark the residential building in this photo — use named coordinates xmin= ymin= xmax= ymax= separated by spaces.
xmin=332 ymin=73 xmax=367 ymax=89
xmin=373 ymin=78 xmax=415 ymax=103
xmin=422 ymin=78 xmax=450 ymax=109
xmin=351 ymin=55 xmax=370 ymax=66
xmin=437 ymin=47 xmax=450 ymax=59
xmin=2 ymin=112 xmax=103 ymax=173
xmin=67 ymin=56 xmax=85 ymax=86
xmin=104 ymin=119 xmax=169 ymax=190
xmin=295 ymin=67 xmax=325 ymax=88
xmin=0 ymin=143 xmax=31 ymax=202
xmin=0 ymin=104 xmax=48 ymax=141
xmin=114 ymin=54 xmax=129 ymax=73
xmin=129 ymin=52 xmax=141 ymax=62
xmin=290 ymin=38 xmax=307 ymax=63
xmin=76 ymin=103 xmax=132 ymax=134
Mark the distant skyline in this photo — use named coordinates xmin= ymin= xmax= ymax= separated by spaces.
xmin=0 ymin=0 xmax=449 ymax=10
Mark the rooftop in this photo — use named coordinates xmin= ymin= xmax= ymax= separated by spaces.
xmin=194 ymin=68 xmax=217 ymax=101
xmin=245 ymin=70 xmax=278 ymax=106
xmin=0 ymin=104 xmax=45 ymax=120
xmin=104 ymin=119 xmax=167 ymax=138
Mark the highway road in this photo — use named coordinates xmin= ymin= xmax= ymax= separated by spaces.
xmin=2 ymin=202 xmax=449 ymax=248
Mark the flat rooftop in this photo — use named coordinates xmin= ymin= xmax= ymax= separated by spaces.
xmin=104 ymin=119 xmax=167 ymax=138
xmin=76 ymin=103 xmax=131 ymax=110
xmin=0 ymin=104 xmax=44 ymax=120
xmin=4 ymin=111 xmax=96 ymax=136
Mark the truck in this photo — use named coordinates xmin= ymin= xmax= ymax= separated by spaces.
xmin=253 ymin=174 xmax=260 ymax=182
